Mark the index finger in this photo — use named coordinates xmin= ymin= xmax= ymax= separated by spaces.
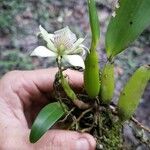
xmin=22 ymin=68 xmax=83 ymax=93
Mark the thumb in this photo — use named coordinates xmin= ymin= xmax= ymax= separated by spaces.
xmin=34 ymin=130 xmax=96 ymax=150
xmin=0 ymin=128 xmax=96 ymax=150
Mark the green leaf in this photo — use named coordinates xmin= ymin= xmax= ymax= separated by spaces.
xmin=106 ymin=0 xmax=150 ymax=58
xmin=88 ymin=0 xmax=100 ymax=49
xmin=30 ymin=102 xmax=65 ymax=143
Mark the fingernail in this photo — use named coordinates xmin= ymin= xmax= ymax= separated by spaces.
xmin=76 ymin=138 xmax=90 ymax=150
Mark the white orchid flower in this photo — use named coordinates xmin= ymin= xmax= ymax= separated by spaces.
xmin=30 ymin=26 xmax=89 ymax=68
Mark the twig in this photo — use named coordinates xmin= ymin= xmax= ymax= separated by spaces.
xmin=129 ymin=123 xmax=150 ymax=146
xmin=77 ymin=107 xmax=93 ymax=122
xmin=80 ymin=109 xmax=96 ymax=133
xmin=80 ymin=122 xmax=95 ymax=133
xmin=68 ymin=115 xmax=79 ymax=130
xmin=131 ymin=117 xmax=150 ymax=133
xmin=58 ymin=107 xmax=75 ymax=123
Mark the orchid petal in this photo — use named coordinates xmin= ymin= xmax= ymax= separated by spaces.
xmin=54 ymin=26 xmax=77 ymax=50
xmin=72 ymin=38 xmax=84 ymax=50
xmin=54 ymin=26 xmax=77 ymax=43
xmin=30 ymin=46 xmax=57 ymax=57
xmin=39 ymin=25 xmax=57 ymax=52
xmin=74 ymin=47 xmax=86 ymax=56
xmin=63 ymin=55 xmax=85 ymax=68
xmin=69 ymin=44 xmax=89 ymax=56
xmin=80 ymin=44 xmax=89 ymax=54
xmin=80 ymin=44 xmax=89 ymax=52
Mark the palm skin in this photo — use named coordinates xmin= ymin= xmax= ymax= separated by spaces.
xmin=0 ymin=68 xmax=95 ymax=150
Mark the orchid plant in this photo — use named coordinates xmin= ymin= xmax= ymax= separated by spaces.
xmin=29 ymin=0 xmax=150 ymax=148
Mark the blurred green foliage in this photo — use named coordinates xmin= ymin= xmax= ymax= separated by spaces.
xmin=0 ymin=50 xmax=34 ymax=76
xmin=0 ymin=0 xmax=26 ymax=35
xmin=0 ymin=0 xmax=149 ymax=77
xmin=0 ymin=0 xmax=59 ymax=36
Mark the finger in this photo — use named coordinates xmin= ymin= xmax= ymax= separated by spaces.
xmin=1 ymin=129 xmax=96 ymax=150
xmin=0 ymin=68 xmax=83 ymax=106
xmin=34 ymin=130 xmax=96 ymax=150
xmin=22 ymin=68 xmax=83 ymax=93
xmin=0 ymin=68 xmax=84 ymax=124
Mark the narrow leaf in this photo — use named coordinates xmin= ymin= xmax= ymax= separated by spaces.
xmin=88 ymin=0 xmax=100 ymax=49
xmin=30 ymin=102 xmax=65 ymax=143
xmin=106 ymin=0 xmax=150 ymax=58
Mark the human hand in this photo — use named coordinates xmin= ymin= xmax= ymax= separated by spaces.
xmin=0 ymin=68 xmax=96 ymax=150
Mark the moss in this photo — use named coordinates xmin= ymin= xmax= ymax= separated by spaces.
xmin=96 ymin=108 xmax=123 ymax=150
xmin=0 ymin=50 xmax=34 ymax=76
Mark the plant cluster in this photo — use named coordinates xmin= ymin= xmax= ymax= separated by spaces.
xmin=28 ymin=0 xmax=150 ymax=148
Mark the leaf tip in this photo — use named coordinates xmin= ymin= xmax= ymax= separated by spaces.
xmin=29 ymin=132 xmax=36 ymax=144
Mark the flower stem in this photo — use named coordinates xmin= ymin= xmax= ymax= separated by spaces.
xmin=56 ymin=57 xmax=90 ymax=109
